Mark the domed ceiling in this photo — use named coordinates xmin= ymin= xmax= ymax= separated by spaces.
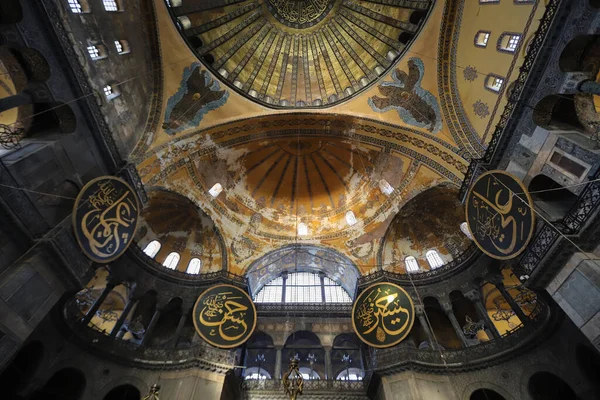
xmin=168 ymin=0 xmax=433 ymax=108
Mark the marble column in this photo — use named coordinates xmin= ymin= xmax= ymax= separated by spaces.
xmin=494 ymin=280 xmax=530 ymax=326
xmin=416 ymin=306 xmax=437 ymax=350
xmin=82 ymin=282 xmax=116 ymax=324
xmin=141 ymin=308 xmax=162 ymax=346
xmin=465 ymin=289 xmax=501 ymax=339
xmin=171 ymin=309 xmax=190 ymax=348
xmin=441 ymin=302 xmax=469 ymax=348
xmin=110 ymin=296 xmax=137 ymax=338
xmin=274 ymin=346 xmax=282 ymax=379
xmin=324 ymin=346 xmax=333 ymax=379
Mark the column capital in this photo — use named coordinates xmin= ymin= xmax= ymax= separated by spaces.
xmin=415 ymin=305 xmax=426 ymax=315
xmin=440 ymin=302 xmax=453 ymax=314
xmin=464 ymin=289 xmax=481 ymax=302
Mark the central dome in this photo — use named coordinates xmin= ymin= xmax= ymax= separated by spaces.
xmin=169 ymin=0 xmax=432 ymax=108
xmin=265 ymin=0 xmax=336 ymax=28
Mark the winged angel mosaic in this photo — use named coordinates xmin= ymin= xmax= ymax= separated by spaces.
xmin=368 ymin=57 xmax=442 ymax=133
xmin=163 ymin=62 xmax=229 ymax=135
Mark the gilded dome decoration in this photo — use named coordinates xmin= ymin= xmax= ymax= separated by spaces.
xmin=168 ymin=0 xmax=433 ymax=108
xmin=265 ymin=0 xmax=336 ymax=28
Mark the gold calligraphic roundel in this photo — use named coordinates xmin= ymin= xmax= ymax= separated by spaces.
xmin=72 ymin=176 xmax=140 ymax=263
xmin=465 ymin=170 xmax=535 ymax=260
xmin=352 ymin=282 xmax=415 ymax=348
xmin=193 ymin=284 xmax=257 ymax=349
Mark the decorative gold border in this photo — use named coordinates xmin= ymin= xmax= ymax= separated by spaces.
xmin=464 ymin=169 xmax=535 ymax=260
xmin=351 ymin=282 xmax=416 ymax=349
xmin=71 ymin=176 xmax=140 ymax=264
xmin=192 ymin=284 xmax=257 ymax=349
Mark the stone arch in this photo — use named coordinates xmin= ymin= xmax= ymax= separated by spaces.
xmin=462 ymin=381 xmax=515 ymax=400
xmin=332 ymin=333 xmax=363 ymax=380
xmin=559 ymin=35 xmax=600 ymax=74
xmin=9 ymin=47 xmax=51 ymax=82
xmin=103 ymin=385 xmax=141 ymax=400
xmin=528 ymin=174 xmax=578 ymax=221
xmin=244 ymin=331 xmax=276 ymax=379
xmin=532 ymin=94 xmax=584 ymax=132
xmin=245 ymin=244 xmax=360 ymax=299
xmin=528 ymin=371 xmax=578 ymax=400
xmin=284 ymin=330 xmax=325 ymax=379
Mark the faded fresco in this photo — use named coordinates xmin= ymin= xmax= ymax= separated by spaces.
xmin=163 ymin=63 xmax=228 ymax=135
xmin=369 ymin=58 xmax=442 ymax=133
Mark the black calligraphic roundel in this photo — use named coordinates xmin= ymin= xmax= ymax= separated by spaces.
xmin=465 ymin=170 xmax=535 ymax=260
xmin=193 ymin=284 xmax=257 ymax=349
xmin=352 ymin=282 xmax=415 ymax=348
xmin=72 ymin=176 xmax=140 ymax=263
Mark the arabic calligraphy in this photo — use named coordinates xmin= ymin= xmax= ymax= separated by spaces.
xmin=352 ymin=283 xmax=415 ymax=348
xmin=465 ymin=170 xmax=535 ymax=260
xmin=265 ymin=0 xmax=334 ymax=28
xmin=193 ymin=284 xmax=256 ymax=348
xmin=72 ymin=176 xmax=139 ymax=263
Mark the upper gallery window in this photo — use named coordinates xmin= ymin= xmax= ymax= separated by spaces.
xmin=186 ymin=258 xmax=202 ymax=274
xmin=163 ymin=252 xmax=181 ymax=270
xmin=143 ymin=240 xmax=161 ymax=258
xmin=426 ymin=250 xmax=444 ymax=269
xmin=475 ymin=31 xmax=491 ymax=48
xmin=405 ymin=256 xmax=419 ymax=273
xmin=68 ymin=0 xmax=89 ymax=13
xmin=209 ymin=183 xmax=223 ymax=197
xmin=485 ymin=74 xmax=505 ymax=93
xmin=102 ymin=0 xmax=122 ymax=11
xmin=254 ymin=272 xmax=352 ymax=303
xmin=102 ymin=83 xmax=121 ymax=100
xmin=498 ymin=33 xmax=522 ymax=53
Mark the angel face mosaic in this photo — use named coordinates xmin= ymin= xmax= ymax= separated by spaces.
xmin=193 ymin=284 xmax=257 ymax=348
xmin=72 ymin=176 xmax=140 ymax=263
xmin=465 ymin=170 xmax=535 ymax=260
xmin=352 ymin=282 xmax=415 ymax=348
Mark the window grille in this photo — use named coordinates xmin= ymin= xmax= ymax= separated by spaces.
xmin=405 ymin=256 xmax=419 ymax=273
xmin=426 ymin=250 xmax=444 ymax=269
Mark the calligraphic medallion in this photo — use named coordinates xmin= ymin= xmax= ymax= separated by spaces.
xmin=465 ymin=170 xmax=535 ymax=260
xmin=72 ymin=176 xmax=140 ymax=263
xmin=352 ymin=282 xmax=415 ymax=348
xmin=193 ymin=284 xmax=257 ymax=349
xmin=265 ymin=0 xmax=335 ymax=28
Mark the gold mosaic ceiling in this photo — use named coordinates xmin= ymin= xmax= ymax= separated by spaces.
xmin=169 ymin=0 xmax=432 ymax=108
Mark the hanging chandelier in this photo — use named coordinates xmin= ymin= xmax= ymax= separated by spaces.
xmin=142 ymin=384 xmax=160 ymax=400
xmin=282 ymin=358 xmax=303 ymax=400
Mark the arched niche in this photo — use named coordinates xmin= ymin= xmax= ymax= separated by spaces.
xmin=283 ymin=331 xmax=325 ymax=380
xmin=103 ymin=385 xmax=141 ymax=400
xmin=528 ymin=174 xmax=578 ymax=221
xmin=528 ymin=371 xmax=578 ymax=400
xmin=380 ymin=185 xmax=470 ymax=273
xmin=136 ymin=189 xmax=227 ymax=273
xmin=332 ymin=333 xmax=363 ymax=381
xmin=559 ymin=35 xmax=600 ymax=74
xmin=30 ymin=368 xmax=86 ymax=400
xmin=246 ymin=245 xmax=360 ymax=299
xmin=0 ymin=0 xmax=23 ymax=24
xmin=244 ymin=331 xmax=276 ymax=379
xmin=147 ymin=297 xmax=183 ymax=347
xmin=0 ymin=340 xmax=44 ymax=396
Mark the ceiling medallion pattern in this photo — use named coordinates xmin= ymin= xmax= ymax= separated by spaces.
xmin=266 ymin=0 xmax=336 ymax=28
xmin=170 ymin=0 xmax=433 ymax=108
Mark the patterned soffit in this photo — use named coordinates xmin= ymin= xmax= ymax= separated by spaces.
xmin=166 ymin=0 xmax=434 ymax=108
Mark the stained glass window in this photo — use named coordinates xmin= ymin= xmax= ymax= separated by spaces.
xmin=254 ymin=273 xmax=351 ymax=303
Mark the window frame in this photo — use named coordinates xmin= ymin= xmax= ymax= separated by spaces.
xmin=497 ymin=32 xmax=522 ymax=54
xmin=547 ymin=148 xmax=592 ymax=182
xmin=254 ymin=272 xmax=352 ymax=304
xmin=485 ymin=74 xmax=505 ymax=94
xmin=68 ymin=0 xmax=90 ymax=13
xmin=102 ymin=0 xmax=122 ymax=12
xmin=143 ymin=240 xmax=161 ymax=258
xmin=405 ymin=256 xmax=419 ymax=273
xmin=474 ymin=30 xmax=492 ymax=48
xmin=114 ymin=40 xmax=131 ymax=55
xmin=425 ymin=250 xmax=444 ymax=270
xmin=163 ymin=252 xmax=181 ymax=270
xmin=103 ymin=82 xmax=121 ymax=100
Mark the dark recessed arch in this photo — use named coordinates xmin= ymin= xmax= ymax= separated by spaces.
xmin=103 ymin=384 xmax=141 ymax=400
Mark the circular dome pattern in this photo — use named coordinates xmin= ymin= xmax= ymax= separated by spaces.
xmin=169 ymin=0 xmax=433 ymax=108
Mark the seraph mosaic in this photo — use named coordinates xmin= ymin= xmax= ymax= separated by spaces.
xmin=368 ymin=58 xmax=442 ymax=133
xmin=163 ymin=63 xmax=228 ymax=135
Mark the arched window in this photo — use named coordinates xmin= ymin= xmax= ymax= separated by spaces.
xmin=114 ymin=40 xmax=131 ymax=55
xmin=254 ymin=272 xmax=352 ymax=303
xmin=475 ymin=31 xmax=491 ymax=48
xmin=497 ymin=33 xmax=522 ymax=53
xmin=336 ymin=368 xmax=364 ymax=381
xmin=244 ymin=367 xmax=271 ymax=380
xmin=485 ymin=74 xmax=504 ymax=93
xmin=297 ymin=222 xmax=308 ymax=236
xmin=103 ymin=83 xmax=121 ymax=100
xmin=186 ymin=258 xmax=201 ymax=274
xmin=68 ymin=0 xmax=90 ymax=13
xmin=87 ymin=44 xmax=108 ymax=60
xmin=345 ymin=210 xmax=357 ymax=226
xmin=209 ymin=183 xmax=223 ymax=197
xmin=426 ymin=250 xmax=444 ymax=269
xmin=405 ymin=256 xmax=419 ymax=273
xmin=163 ymin=252 xmax=180 ymax=270
xmin=299 ymin=367 xmax=320 ymax=380
xmin=102 ymin=0 xmax=122 ymax=11
xmin=143 ymin=240 xmax=161 ymax=258
xmin=460 ymin=222 xmax=473 ymax=240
